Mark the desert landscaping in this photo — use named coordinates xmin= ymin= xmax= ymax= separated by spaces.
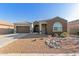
xmin=0 ymin=34 xmax=79 ymax=54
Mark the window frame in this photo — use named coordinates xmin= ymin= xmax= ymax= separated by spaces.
xmin=53 ymin=22 xmax=63 ymax=32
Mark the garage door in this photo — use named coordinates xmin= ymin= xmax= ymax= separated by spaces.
xmin=16 ymin=26 xmax=30 ymax=33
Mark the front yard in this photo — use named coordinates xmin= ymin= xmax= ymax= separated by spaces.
xmin=0 ymin=34 xmax=79 ymax=54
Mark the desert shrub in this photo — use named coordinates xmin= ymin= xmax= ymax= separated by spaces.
xmin=60 ymin=32 xmax=68 ymax=38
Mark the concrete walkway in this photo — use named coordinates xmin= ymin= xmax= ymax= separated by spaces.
xmin=0 ymin=37 xmax=15 ymax=48
xmin=0 ymin=33 xmax=28 ymax=48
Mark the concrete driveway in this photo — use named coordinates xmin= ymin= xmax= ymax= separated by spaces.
xmin=0 ymin=33 xmax=29 ymax=48
xmin=0 ymin=33 xmax=47 ymax=48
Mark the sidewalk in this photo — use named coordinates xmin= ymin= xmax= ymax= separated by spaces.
xmin=0 ymin=34 xmax=16 ymax=48
xmin=0 ymin=37 xmax=15 ymax=48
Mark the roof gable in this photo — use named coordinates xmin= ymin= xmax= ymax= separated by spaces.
xmin=50 ymin=16 xmax=67 ymax=21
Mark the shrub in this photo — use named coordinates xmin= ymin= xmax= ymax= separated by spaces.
xmin=60 ymin=32 xmax=68 ymax=38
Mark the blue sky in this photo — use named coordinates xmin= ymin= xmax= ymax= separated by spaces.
xmin=0 ymin=3 xmax=79 ymax=23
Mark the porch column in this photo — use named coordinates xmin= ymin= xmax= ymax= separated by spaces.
xmin=30 ymin=23 xmax=33 ymax=33
xmin=14 ymin=25 xmax=16 ymax=33
xmin=39 ymin=23 xmax=42 ymax=34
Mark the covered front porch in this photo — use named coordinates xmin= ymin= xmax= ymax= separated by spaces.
xmin=33 ymin=21 xmax=47 ymax=34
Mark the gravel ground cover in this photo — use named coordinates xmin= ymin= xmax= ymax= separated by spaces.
xmin=0 ymin=35 xmax=79 ymax=54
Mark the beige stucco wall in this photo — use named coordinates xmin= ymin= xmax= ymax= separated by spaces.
xmin=68 ymin=20 xmax=79 ymax=35
xmin=0 ymin=21 xmax=14 ymax=34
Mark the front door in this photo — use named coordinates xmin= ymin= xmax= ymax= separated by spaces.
xmin=33 ymin=25 xmax=39 ymax=33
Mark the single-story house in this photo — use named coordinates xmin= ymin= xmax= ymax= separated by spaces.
xmin=0 ymin=20 xmax=14 ymax=34
xmin=14 ymin=17 xmax=67 ymax=35
xmin=33 ymin=17 xmax=67 ymax=35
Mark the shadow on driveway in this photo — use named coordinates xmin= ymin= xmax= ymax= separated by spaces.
xmin=6 ymin=33 xmax=47 ymax=39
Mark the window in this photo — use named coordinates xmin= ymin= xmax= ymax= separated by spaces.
xmin=53 ymin=22 xmax=63 ymax=32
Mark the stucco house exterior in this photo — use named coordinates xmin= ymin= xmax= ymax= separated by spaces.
xmin=0 ymin=20 xmax=14 ymax=34
xmin=68 ymin=19 xmax=79 ymax=35
xmin=14 ymin=17 xmax=67 ymax=35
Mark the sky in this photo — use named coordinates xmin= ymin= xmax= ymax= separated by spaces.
xmin=0 ymin=3 xmax=79 ymax=23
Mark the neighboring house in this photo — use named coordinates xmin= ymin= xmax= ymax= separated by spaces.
xmin=14 ymin=17 xmax=67 ymax=35
xmin=68 ymin=20 xmax=79 ymax=35
xmin=0 ymin=20 xmax=14 ymax=34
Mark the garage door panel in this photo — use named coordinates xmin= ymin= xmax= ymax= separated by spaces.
xmin=16 ymin=26 xmax=30 ymax=33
